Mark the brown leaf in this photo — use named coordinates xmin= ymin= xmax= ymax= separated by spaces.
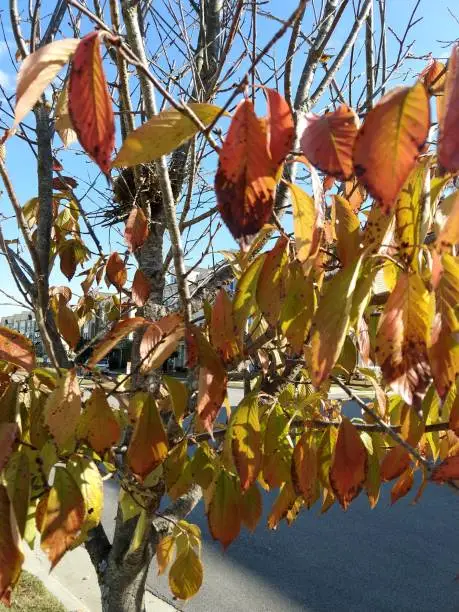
xmin=0 ymin=327 xmax=35 ymax=371
xmin=126 ymin=393 xmax=168 ymax=480
xmin=105 ymin=252 xmax=127 ymax=291
xmin=300 ymin=105 xmax=358 ymax=179
xmin=215 ymin=99 xmax=276 ymax=243
xmin=131 ymin=269 xmax=151 ymax=307
xmin=438 ymin=44 xmax=459 ymax=172
xmin=78 ymin=387 xmax=121 ymax=454
xmin=59 ymin=241 xmax=77 ymax=280
xmin=430 ymin=454 xmax=459 ymax=483
xmin=353 ymin=82 xmax=430 ymax=212
xmin=207 ymin=469 xmax=241 ymax=549
xmin=256 ymin=235 xmax=289 ymax=327
xmin=44 ymin=369 xmax=81 ymax=448
xmin=40 ymin=467 xmax=85 ymax=568
xmin=124 ymin=207 xmax=149 ymax=253
xmin=88 ymin=317 xmax=146 ymax=367
xmin=420 ymin=58 xmax=446 ymax=94
xmin=0 ymin=423 xmax=18 ymax=472
xmin=55 ymin=299 xmax=80 ymax=350
xmin=139 ymin=314 xmax=184 ymax=373
xmin=68 ymin=32 xmax=114 ymax=176
xmin=0 ymin=485 xmax=24 ymax=605
xmin=329 ymin=418 xmax=368 ymax=510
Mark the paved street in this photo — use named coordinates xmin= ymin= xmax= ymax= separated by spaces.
xmin=101 ymin=388 xmax=459 ymax=612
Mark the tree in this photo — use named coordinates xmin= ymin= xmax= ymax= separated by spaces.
xmin=0 ymin=0 xmax=458 ymax=610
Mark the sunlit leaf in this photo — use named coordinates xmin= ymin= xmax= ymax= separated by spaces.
xmin=55 ymin=84 xmax=77 ymax=147
xmin=334 ymin=195 xmax=361 ymax=266
xmin=380 ymin=446 xmax=411 ymax=481
xmin=449 ymin=394 xmax=459 ymax=436
xmin=231 ymin=393 xmax=261 ymax=491
xmin=113 ymin=104 xmax=223 ymax=167
xmin=267 ymin=482 xmax=297 ymax=529
xmin=279 ymin=260 xmax=315 ymax=353
xmin=78 ymin=387 xmax=120 ymax=454
xmin=15 ymin=39 xmax=79 ymax=125
xmin=210 ymin=289 xmax=240 ymax=363
xmin=288 ymin=183 xmax=317 ymax=263
xmin=265 ymin=88 xmax=294 ymax=167
xmin=169 ymin=546 xmax=203 ymax=600
xmin=0 ymin=327 xmax=35 ymax=371
xmin=139 ymin=315 xmax=184 ymax=374
xmin=55 ymin=299 xmax=80 ymax=350
xmin=66 ymin=454 xmax=103 ymax=546
xmin=233 ymin=253 xmax=266 ymax=339
xmin=291 ymin=431 xmax=318 ymax=508
xmin=131 ymin=269 xmax=151 ymax=307
xmin=68 ymin=32 xmax=115 ymax=176
xmin=44 ymin=368 xmax=81 ymax=448
xmin=105 ymin=252 xmax=127 ymax=291
xmin=215 ymin=99 xmax=276 ymax=243
xmin=420 ymin=58 xmax=446 ymax=94
xmin=256 ymin=235 xmax=289 ymax=327
xmin=435 ymin=191 xmax=459 ymax=253
xmin=163 ymin=375 xmax=189 ymax=423
xmin=329 ymin=418 xmax=368 ymax=510
xmin=207 ymin=469 xmax=241 ymax=549
xmin=300 ymin=105 xmax=358 ymax=179
xmin=157 ymin=535 xmax=175 ymax=575
xmin=376 ymin=272 xmax=433 ymax=406
xmin=361 ymin=201 xmax=395 ymax=255
xmin=438 ymin=44 xmax=459 ymax=172
xmin=353 ymin=82 xmax=430 ymax=212
xmin=124 ymin=207 xmax=149 ymax=253
xmin=88 ymin=317 xmax=146 ymax=367
xmin=126 ymin=393 xmax=168 ymax=480
xmin=0 ymin=485 xmax=24 ymax=605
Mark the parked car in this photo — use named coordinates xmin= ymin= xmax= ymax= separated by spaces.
xmin=94 ymin=358 xmax=111 ymax=375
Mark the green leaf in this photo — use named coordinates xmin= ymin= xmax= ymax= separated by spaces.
xmin=279 ymin=261 xmax=315 ymax=353
xmin=240 ymin=483 xmax=262 ymax=532
xmin=233 ymin=254 xmax=266 ymax=339
xmin=113 ymin=104 xmax=223 ymax=167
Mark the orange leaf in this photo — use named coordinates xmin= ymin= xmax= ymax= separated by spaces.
xmin=124 ymin=207 xmax=149 ymax=253
xmin=55 ymin=299 xmax=80 ymax=349
xmin=88 ymin=317 xmax=146 ymax=367
xmin=300 ymin=105 xmax=358 ymax=180
xmin=126 ymin=393 xmax=168 ymax=480
xmin=265 ymin=88 xmax=294 ymax=167
xmin=334 ymin=195 xmax=361 ymax=266
xmin=40 ymin=467 xmax=85 ymax=568
xmin=105 ymin=252 xmax=127 ymax=290
xmin=44 ymin=368 xmax=81 ymax=448
xmin=131 ymin=269 xmax=151 ymax=307
xmin=68 ymin=32 xmax=115 ymax=176
xmin=210 ymin=289 xmax=239 ymax=363
xmin=256 ymin=234 xmax=289 ymax=327
xmin=329 ymin=418 xmax=367 ymax=510
xmin=376 ymin=272 xmax=433 ymax=406
xmin=390 ymin=466 xmax=414 ymax=505
xmin=420 ymin=59 xmax=446 ymax=95
xmin=267 ymin=483 xmax=297 ymax=529
xmin=431 ymin=455 xmax=459 ymax=483
xmin=0 ymin=327 xmax=35 ymax=371
xmin=0 ymin=485 xmax=24 ymax=605
xmin=353 ymin=82 xmax=430 ymax=212
xmin=139 ymin=314 xmax=184 ymax=373
xmin=438 ymin=44 xmax=459 ymax=172
xmin=78 ymin=387 xmax=121 ymax=454
xmin=291 ymin=432 xmax=318 ymax=508
xmin=215 ymin=99 xmax=276 ymax=243
xmin=207 ymin=469 xmax=241 ymax=549
xmin=380 ymin=446 xmax=411 ymax=481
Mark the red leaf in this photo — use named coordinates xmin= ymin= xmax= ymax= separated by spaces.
xmin=300 ymin=105 xmax=358 ymax=180
xmin=68 ymin=32 xmax=115 ymax=176
xmin=52 ymin=176 xmax=78 ymax=190
xmin=0 ymin=327 xmax=35 ymax=371
xmin=131 ymin=269 xmax=151 ymax=307
xmin=265 ymin=88 xmax=294 ymax=167
xmin=215 ymin=99 xmax=276 ymax=243
xmin=438 ymin=44 xmax=459 ymax=172
xmin=52 ymin=158 xmax=64 ymax=172
xmin=124 ymin=207 xmax=149 ymax=253
xmin=353 ymin=83 xmax=430 ymax=213
xmin=431 ymin=455 xmax=459 ymax=483
xmin=105 ymin=252 xmax=127 ymax=291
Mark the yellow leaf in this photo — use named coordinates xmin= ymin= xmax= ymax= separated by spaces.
xmin=157 ymin=535 xmax=175 ymax=575
xmin=288 ymin=183 xmax=316 ymax=262
xmin=230 ymin=393 xmax=261 ymax=491
xmin=334 ymin=195 xmax=361 ymax=266
xmin=279 ymin=261 xmax=315 ymax=353
xmin=207 ymin=469 xmax=241 ymax=549
xmin=267 ymin=483 xmax=297 ymax=530
xmin=256 ymin=235 xmax=289 ymax=328
xmin=66 ymin=454 xmax=103 ymax=546
xmin=78 ymin=387 xmax=121 ymax=454
xmin=5 ymin=452 xmax=30 ymax=538
xmin=168 ymin=546 xmax=203 ymax=600
xmin=113 ymin=104 xmax=223 ymax=167
xmin=44 ymin=369 xmax=81 ymax=448
xmin=15 ymin=39 xmax=79 ymax=125
xmin=233 ymin=253 xmax=266 ymax=339
xmin=163 ymin=375 xmax=188 ymax=423
xmin=55 ymin=84 xmax=77 ymax=147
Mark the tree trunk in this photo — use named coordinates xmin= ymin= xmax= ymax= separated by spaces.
xmin=100 ymin=550 xmax=153 ymax=612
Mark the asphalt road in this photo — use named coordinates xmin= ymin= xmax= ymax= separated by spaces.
xmin=102 ymin=388 xmax=459 ymax=612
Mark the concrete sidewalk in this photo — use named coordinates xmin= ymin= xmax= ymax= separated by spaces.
xmin=24 ymin=543 xmax=176 ymax=611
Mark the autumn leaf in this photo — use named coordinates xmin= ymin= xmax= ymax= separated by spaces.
xmin=210 ymin=289 xmax=240 ymax=363
xmin=291 ymin=431 xmax=318 ymax=508
xmin=449 ymin=394 xmax=459 ymax=436
xmin=0 ymin=485 xmax=24 ymax=606
xmin=420 ymin=58 xmax=446 ymax=94
xmin=288 ymin=183 xmax=317 ymax=263
xmin=40 ymin=467 xmax=85 ymax=568
xmin=265 ymin=88 xmax=294 ymax=167
xmin=353 ymin=82 xmax=430 ymax=212
xmin=131 ymin=269 xmax=151 ymax=307
xmin=124 ymin=207 xmax=149 ymax=253
xmin=231 ymin=393 xmax=261 ymax=491
xmin=66 ymin=454 xmax=103 ymax=546
xmin=169 ymin=546 xmax=203 ymax=601
xmin=139 ymin=314 xmax=184 ymax=374
xmin=0 ymin=326 xmax=35 ymax=371
xmin=256 ymin=235 xmax=289 ymax=328
xmin=163 ymin=375 xmax=189 ymax=423
xmin=279 ymin=260 xmax=315 ymax=353
xmin=55 ymin=299 xmax=80 ymax=349
xmin=15 ymin=39 xmax=79 ymax=125
xmin=88 ymin=317 xmax=146 ymax=367
xmin=329 ymin=418 xmax=368 ymax=510
xmin=438 ymin=44 xmax=459 ymax=172
xmin=380 ymin=446 xmax=411 ymax=482
xmin=429 ymin=254 xmax=459 ymax=399
xmin=361 ymin=200 xmax=395 ymax=255
xmin=105 ymin=252 xmax=127 ymax=291
xmin=4 ymin=452 xmax=30 ymax=539
xmin=0 ymin=423 xmax=19 ymax=473
xmin=55 ymin=84 xmax=78 ymax=147
xmin=233 ymin=253 xmax=266 ymax=339
xmin=310 ymin=257 xmax=363 ymax=387
xmin=78 ymin=387 xmax=120 ymax=454
xmin=435 ymin=191 xmax=459 ymax=252
xmin=59 ymin=240 xmax=77 ymax=280
xmin=267 ymin=483 xmax=297 ymax=529
xmin=300 ymin=105 xmax=358 ymax=179
xmin=68 ymin=32 xmax=115 ymax=176
xmin=240 ymin=483 xmax=262 ymax=532
xmin=113 ymin=104 xmax=222 ymax=167
xmin=44 ymin=368 xmax=81 ymax=448
xmin=334 ymin=195 xmax=361 ymax=267
xmin=431 ymin=455 xmax=459 ymax=483
xmin=391 ymin=466 xmax=414 ymax=505
xmin=376 ymin=272 xmax=433 ymax=406
xmin=157 ymin=535 xmax=175 ymax=575
xmin=126 ymin=393 xmax=168 ymax=480
xmin=215 ymin=99 xmax=276 ymax=243
xmin=207 ymin=469 xmax=241 ymax=549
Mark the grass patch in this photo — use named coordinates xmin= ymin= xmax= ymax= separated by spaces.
xmin=0 ymin=571 xmax=65 ymax=612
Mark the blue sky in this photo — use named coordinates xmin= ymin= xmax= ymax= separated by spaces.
xmin=0 ymin=0 xmax=457 ymax=317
